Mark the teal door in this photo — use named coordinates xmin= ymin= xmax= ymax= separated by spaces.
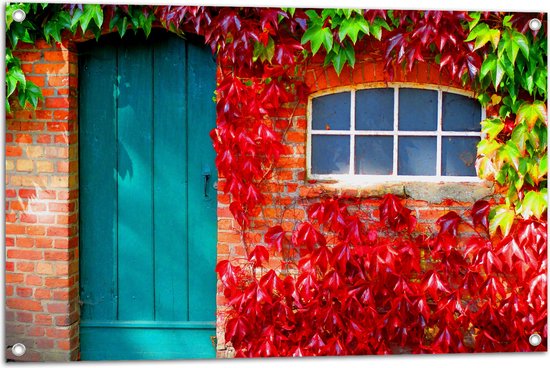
xmin=78 ymin=31 xmax=218 ymax=360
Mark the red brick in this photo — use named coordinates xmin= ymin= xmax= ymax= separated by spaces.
xmin=37 ymin=134 xmax=52 ymax=143
xmin=46 ymin=327 xmax=71 ymax=338
xmin=27 ymin=225 xmax=47 ymax=236
xmin=18 ymin=51 xmax=41 ymax=62
xmin=44 ymin=251 xmax=72 ymax=261
xmin=16 ymin=262 xmax=35 ymax=272
xmin=35 ymin=110 xmax=53 ymax=120
xmin=34 ymin=289 xmax=51 ymax=300
xmin=19 ymin=189 xmax=37 ymax=198
xmin=16 ymin=238 xmax=35 ymax=247
xmin=34 ymin=63 xmax=69 ymax=74
xmin=6 ymin=262 xmax=15 ymax=272
xmin=54 ymin=135 xmax=69 ymax=144
xmin=14 ymin=110 xmax=33 ymax=120
xmin=36 ymin=238 xmax=54 ymax=248
xmin=53 ymin=110 xmax=70 ymax=120
xmin=47 ymin=302 xmax=70 ymax=314
xmin=15 ymin=134 xmax=33 ymax=143
xmin=5 ymin=146 xmax=22 ymax=156
xmin=10 ymin=201 xmax=28 ymax=211
xmin=6 ymin=285 xmax=14 ymax=296
xmin=5 ymin=224 xmax=26 ymax=234
xmin=26 ymin=275 xmax=43 ymax=286
xmin=16 ymin=287 xmax=33 ymax=297
xmin=47 ymin=227 xmax=71 ymax=237
xmin=27 ymin=75 xmax=46 ymax=87
xmin=7 ymin=298 xmax=43 ymax=311
xmin=45 ymin=277 xmax=71 ymax=288
xmin=5 ymin=273 xmax=24 ymax=283
xmin=48 ymin=76 xmax=70 ymax=86
xmin=6 ymin=133 xmax=13 ymax=143
xmin=36 ymin=263 xmax=54 ymax=275
xmin=48 ymin=202 xmax=74 ymax=212
xmin=35 ymin=314 xmax=53 ymax=325
xmin=7 ymin=249 xmax=42 ymax=260
xmin=36 ymin=338 xmax=55 ymax=349
xmin=21 ymin=121 xmax=46 ymax=131
xmin=45 ymin=98 xmax=70 ymax=109
xmin=57 ymin=339 xmax=71 ymax=350
xmin=16 ymin=311 xmax=34 ymax=322
xmin=286 ymin=131 xmax=306 ymax=143
xmin=28 ymin=326 xmax=45 ymax=337
xmin=20 ymin=213 xmax=37 ymax=223
xmin=44 ymin=51 xmax=68 ymax=62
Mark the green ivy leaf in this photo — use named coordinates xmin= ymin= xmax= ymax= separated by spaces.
xmin=511 ymin=122 xmax=528 ymax=155
xmin=481 ymin=118 xmax=505 ymax=140
xmin=497 ymin=140 xmax=520 ymax=171
xmin=516 ymin=101 xmax=547 ymax=130
xmin=301 ymin=24 xmax=333 ymax=55
xmin=480 ymin=54 xmax=496 ymax=79
xmin=489 ymin=205 xmax=515 ymax=236
xmin=477 ymin=139 xmax=501 ymax=156
xmin=44 ymin=12 xmax=71 ymax=43
xmin=337 ymin=16 xmax=369 ymax=44
xmin=517 ymin=189 xmax=548 ymax=219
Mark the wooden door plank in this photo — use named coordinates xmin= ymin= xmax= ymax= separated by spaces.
xmin=80 ymin=325 xmax=216 ymax=360
xmin=153 ymin=35 xmax=189 ymax=321
xmin=186 ymin=42 xmax=218 ymax=322
xmin=117 ymin=37 xmax=155 ymax=320
xmin=79 ymin=40 xmax=118 ymax=321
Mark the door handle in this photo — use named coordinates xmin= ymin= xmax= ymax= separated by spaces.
xmin=202 ymin=165 xmax=211 ymax=198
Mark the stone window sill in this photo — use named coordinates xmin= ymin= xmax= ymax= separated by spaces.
xmin=298 ymin=178 xmax=494 ymax=204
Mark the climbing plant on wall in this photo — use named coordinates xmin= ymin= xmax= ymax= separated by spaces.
xmin=5 ymin=3 xmax=547 ymax=356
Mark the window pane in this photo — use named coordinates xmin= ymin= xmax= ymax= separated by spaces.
xmin=398 ymin=137 xmax=436 ymax=175
xmin=312 ymin=92 xmax=351 ymax=130
xmin=355 ymin=89 xmax=394 ymax=131
xmin=442 ymin=93 xmax=481 ymax=131
xmin=399 ymin=88 xmax=437 ymax=131
xmin=355 ymin=136 xmax=393 ymax=175
xmin=442 ymin=137 xmax=479 ymax=176
xmin=311 ymin=135 xmax=350 ymax=174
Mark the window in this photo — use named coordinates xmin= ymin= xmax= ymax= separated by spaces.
xmin=308 ymin=85 xmax=484 ymax=182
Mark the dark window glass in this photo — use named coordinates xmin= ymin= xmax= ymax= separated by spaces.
xmin=355 ymin=136 xmax=393 ymax=175
xmin=442 ymin=93 xmax=481 ymax=131
xmin=442 ymin=137 xmax=479 ymax=176
xmin=398 ymin=137 xmax=436 ymax=175
xmin=312 ymin=92 xmax=351 ymax=130
xmin=399 ymin=89 xmax=437 ymax=131
xmin=355 ymin=89 xmax=394 ymax=131
xmin=311 ymin=135 xmax=350 ymax=174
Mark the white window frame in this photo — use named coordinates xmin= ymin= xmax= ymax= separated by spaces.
xmin=306 ymin=83 xmax=487 ymax=184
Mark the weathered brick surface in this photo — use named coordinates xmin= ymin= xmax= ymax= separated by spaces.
xmin=5 ymin=39 xmax=79 ymax=362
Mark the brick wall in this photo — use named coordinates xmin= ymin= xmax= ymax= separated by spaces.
xmin=5 ymin=39 xmax=79 ymax=361
xmin=214 ymin=44 xmax=500 ymax=354
xmin=5 ymin=34 xmax=501 ymax=360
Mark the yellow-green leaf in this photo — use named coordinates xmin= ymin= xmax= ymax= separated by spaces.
xmin=517 ymin=189 xmax=548 ymax=219
xmin=489 ymin=205 xmax=515 ymax=236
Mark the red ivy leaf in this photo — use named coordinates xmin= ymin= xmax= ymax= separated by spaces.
xmin=215 ymin=260 xmax=240 ymax=288
xmin=264 ymin=225 xmax=286 ymax=252
xmin=248 ymin=245 xmax=269 ymax=267
xmin=292 ymin=222 xmax=326 ymax=250
xmin=471 ymin=200 xmax=490 ymax=229
xmin=436 ymin=211 xmax=461 ymax=236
